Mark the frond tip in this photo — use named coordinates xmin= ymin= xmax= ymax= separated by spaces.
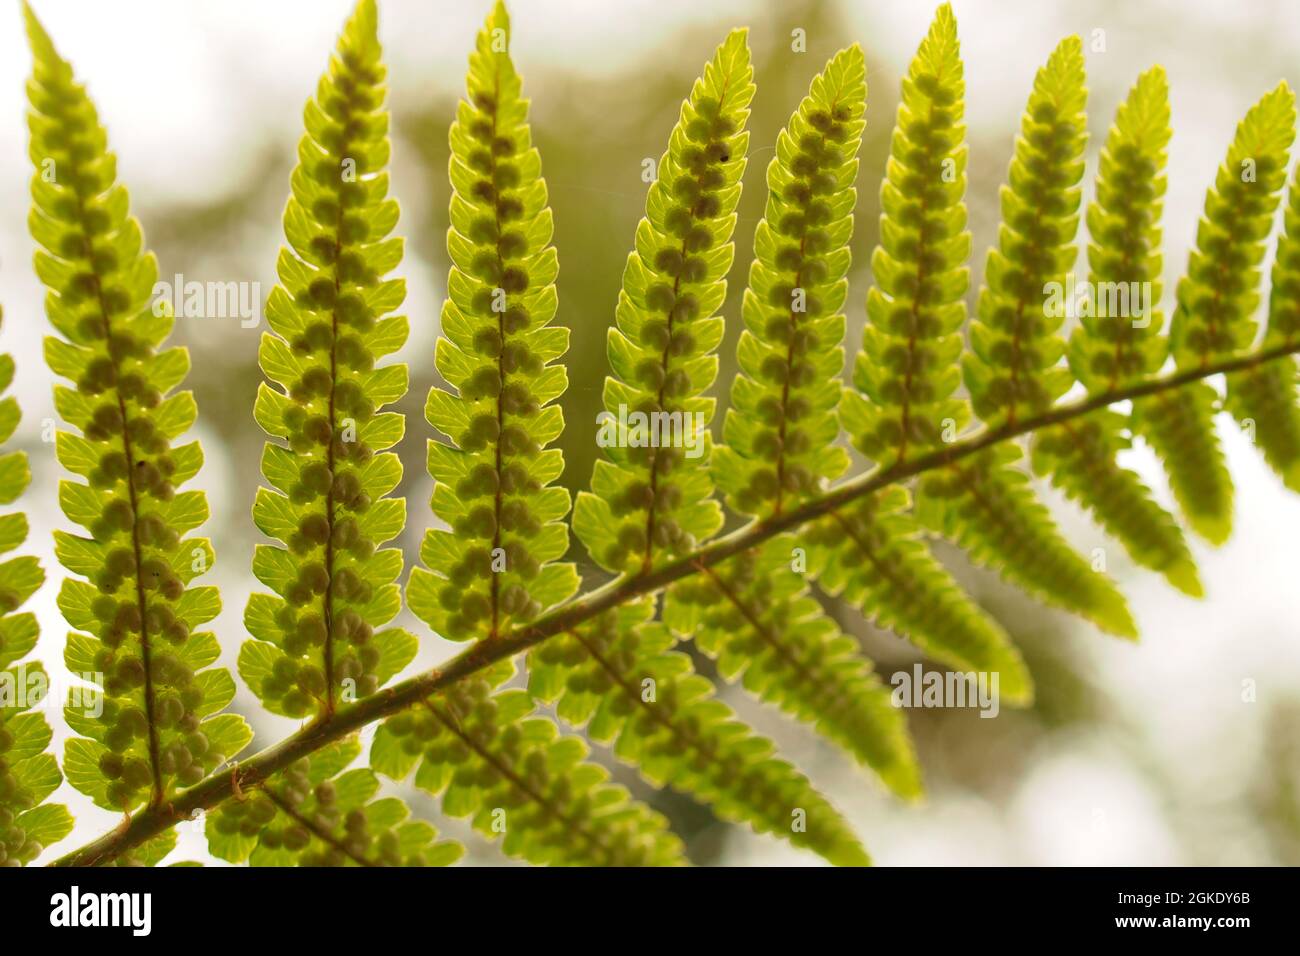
xmin=243 ymin=0 xmax=417 ymax=720
xmin=574 ymin=29 xmax=755 ymax=576
xmin=412 ymin=0 xmax=579 ymax=643
xmin=713 ymin=43 xmax=865 ymax=518
xmin=25 ymin=3 xmax=250 ymax=813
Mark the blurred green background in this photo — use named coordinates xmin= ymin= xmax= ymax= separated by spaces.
xmin=2 ymin=0 xmax=1300 ymax=865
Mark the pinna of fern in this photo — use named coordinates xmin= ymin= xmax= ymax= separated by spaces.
xmin=812 ymin=6 xmax=1031 ymax=702
xmin=207 ymin=737 xmax=462 ymax=867
xmin=528 ymin=599 xmax=870 ymax=866
xmin=370 ymin=2 xmax=683 ymax=868
xmin=539 ymin=31 xmax=871 ymax=864
xmin=667 ymin=45 xmax=921 ymax=796
xmin=572 ymin=28 xmax=754 ymax=577
xmin=241 ymin=0 xmax=417 ymax=720
xmin=1029 ymin=67 xmax=1202 ymax=597
xmin=1210 ymin=86 xmax=1299 ymax=488
xmin=410 ymin=0 xmax=579 ymax=644
xmin=910 ymin=35 xmax=1139 ymax=640
xmin=1132 ymin=83 xmax=1295 ymax=546
xmin=1236 ymin=154 xmax=1300 ymax=486
xmin=0 ymin=303 xmax=73 ymax=866
xmin=373 ymin=659 xmax=685 ymax=866
xmin=24 ymin=3 xmax=251 ymax=815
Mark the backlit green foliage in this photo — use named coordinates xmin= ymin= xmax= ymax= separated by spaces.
xmin=373 ymin=662 xmax=684 ymax=866
xmin=14 ymin=0 xmax=1300 ymax=870
xmin=664 ymin=533 xmax=922 ymax=796
xmin=669 ymin=46 xmax=923 ymax=791
xmin=573 ymin=30 xmax=754 ymax=575
xmin=529 ymin=599 xmax=870 ymax=866
xmin=0 ymin=304 xmax=72 ymax=867
xmin=208 ymin=738 xmax=461 ymax=866
xmin=711 ymin=44 xmax=863 ymax=517
xmin=242 ymin=0 xmax=417 ymax=719
xmin=1215 ymin=87 xmax=1300 ymax=491
xmin=1032 ymin=68 xmax=1202 ymax=596
xmin=914 ymin=36 xmax=1136 ymax=637
xmin=1136 ymin=84 xmax=1296 ymax=544
xmin=815 ymin=8 xmax=1029 ymax=688
xmin=1229 ymin=159 xmax=1300 ymax=492
xmin=412 ymin=0 xmax=579 ymax=643
xmin=807 ymin=487 xmax=1032 ymax=704
xmin=841 ymin=3 xmax=970 ymax=466
xmin=25 ymin=4 xmax=250 ymax=814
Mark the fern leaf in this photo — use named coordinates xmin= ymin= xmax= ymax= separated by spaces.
xmin=573 ymin=30 xmax=754 ymax=575
xmin=712 ymin=44 xmax=863 ymax=516
xmin=208 ymin=738 xmax=462 ymax=866
xmin=410 ymin=0 xmax=579 ymax=644
xmin=241 ymin=0 xmax=416 ymax=718
xmin=840 ymin=3 xmax=971 ymax=466
xmin=373 ymin=662 xmax=685 ymax=866
xmin=918 ymin=445 xmax=1136 ymax=637
xmin=0 ymin=305 xmax=73 ymax=866
xmin=965 ymin=36 xmax=1086 ymax=423
xmin=1141 ymin=84 xmax=1295 ymax=541
xmin=907 ymin=36 xmax=1135 ymax=636
xmin=1224 ymin=159 xmax=1300 ymax=492
xmin=807 ymin=487 xmax=1033 ymax=703
xmin=812 ymin=8 xmax=1030 ymax=688
xmin=1030 ymin=411 xmax=1201 ymax=595
xmin=664 ymin=534 xmax=922 ymax=797
xmin=24 ymin=3 xmax=251 ymax=812
xmin=1219 ymin=88 xmax=1300 ymax=492
xmin=665 ymin=49 xmax=920 ymax=796
xmin=1032 ymin=68 xmax=1201 ymax=595
xmin=529 ymin=599 xmax=871 ymax=866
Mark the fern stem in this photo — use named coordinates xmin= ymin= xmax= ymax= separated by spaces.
xmin=50 ymin=338 xmax=1300 ymax=866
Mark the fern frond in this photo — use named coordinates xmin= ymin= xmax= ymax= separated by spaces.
xmin=660 ymin=47 xmax=920 ymax=795
xmin=373 ymin=662 xmax=685 ymax=866
xmin=664 ymin=534 xmax=922 ymax=796
xmin=907 ymin=37 xmax=1135 ymax=636
xmin=807 ymin=487 xmax=1033 ymax=703
xmin=918 ymin=445 xmax=1136 ymax=637
xmin=411 ymin=0 xmax=578 ymax=644
xmin=1141 ymin=84 xmax=1295 ymax=541
xmin=529 ymin=599 xmax=871 ymax=866
xmin=810 ymin=8 xmax=1030 ymax=688
xmin=841 ymin=3 xmax=970 ymax=466
xmin=24 ymin=3 xmax=251 ymax=812
xmin=573 ymin=30 xmax=754 ymax=575
xmin=241 ymin=0 xmax=415 ymax=719
xmin=1219 ymin=88 xmax=1300 ymax=492
xmin=208 ymin=738 xmax=462 ymax=866
xmin=964 ymin=35 xmax=1087 ymax=424
xmin=712 ymin=44 xmax=864 ymax=517
xmin=0 ymin=304 xmax=73 ymax=866
xmin=1224 ymin=159 xmax=1300 ymax=491
xmin=1031 ymin=68 xmax=1201 ymax=595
